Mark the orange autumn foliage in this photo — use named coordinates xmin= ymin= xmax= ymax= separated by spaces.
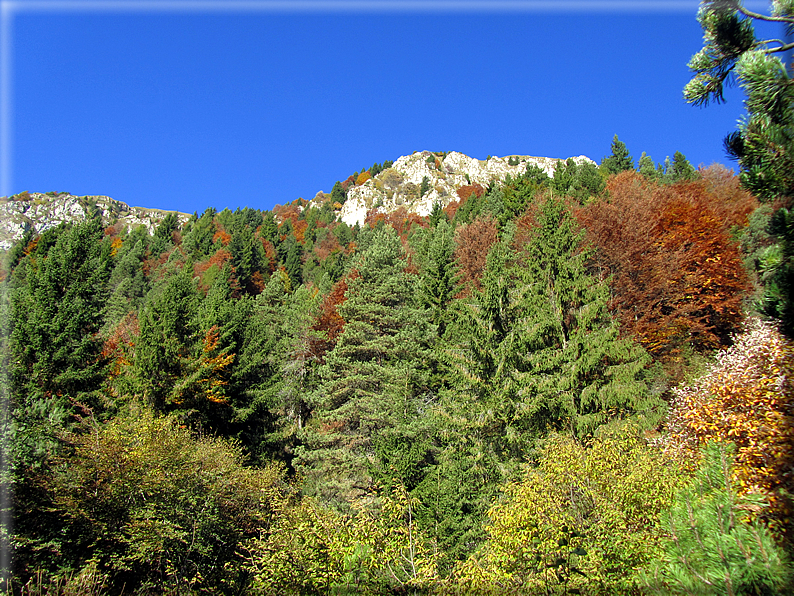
xmin=110 ymin=236 xmax=123 ymax=257
xmin=356 ymin=171 xmax=371 ymax=185
xmin=453 ymin=215 xmax=499 ymax=293
xmin=293 ymin=219 xmax=309 ymax=243
xmin=194 ymin=248 xmax=233 ymax=292
xmin=576 ymin=170 xmax=756 ymax=363
xmin=310 ymin=276 xmax=349 ymax=362
xmin=213 ymin=230 xmax=232 ymax=246
xmin=668 ymin=318 xmax=794 ymax=543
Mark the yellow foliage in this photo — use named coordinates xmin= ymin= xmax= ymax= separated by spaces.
xmin=668 ymin=318 xmax=794 ymax=543
xmin=452 ymin=426 xmax=687 ymax=594
xmin=110 ymin=236 xmax=123 ymax=257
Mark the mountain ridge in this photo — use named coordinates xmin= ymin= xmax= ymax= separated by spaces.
xmin=0 ymin=191 xmax=191 ymax=250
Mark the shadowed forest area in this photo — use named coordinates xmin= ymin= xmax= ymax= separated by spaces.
xmin=3 ymin=1 xmax=794 ymax=594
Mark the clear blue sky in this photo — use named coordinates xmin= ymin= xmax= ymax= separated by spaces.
xmin=1 ymin=1 xmax=774 ymax=214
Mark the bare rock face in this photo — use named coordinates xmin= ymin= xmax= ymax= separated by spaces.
xmin=334 ymin=151 xmax=594 ymax=226
xmin=0 ymin=191 xmax=190 ymax=250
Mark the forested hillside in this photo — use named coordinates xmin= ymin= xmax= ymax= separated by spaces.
xmin=3 ymin=128 xmax=793 ymax=594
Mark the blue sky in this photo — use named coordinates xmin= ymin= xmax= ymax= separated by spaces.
xmin=0 ymin=0 xmax=775 ymax=214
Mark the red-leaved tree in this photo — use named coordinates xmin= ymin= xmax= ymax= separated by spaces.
xmin=576 ymin=170 xmax=756 ymax=365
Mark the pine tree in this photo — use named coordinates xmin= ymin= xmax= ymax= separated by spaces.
xmin=684 ymin=0 xmax=794 ymax=201
xmin=513 ymin=197 xmax=658 ymax=437
xmin=644 ymin=443 xmax=793 ymax=596
xmin=601 ymin=134 xmax=634 ymax=175
xmin=297 ymin=227 xmax=434 ymax=507
xmin=10 ymin=220 xmax=112 ymax=457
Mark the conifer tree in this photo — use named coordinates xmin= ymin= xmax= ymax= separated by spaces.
xmin=297 ymin=227 xmax=434 ymax=507
xmin=514 ymin=197 xmax=659 ymax=437
xmin=417 ymin=220 xmax=460 ymax=338
xmin=10 ymin=221 xmax=112 ymax=436
xmin=103 ymin=235 xmax=148 ymax=333
xmin=644 ymin=443 xmax=792 ymax=596
xmin=637 ymin=151 xmax=659 ymax=179
xmin=601 ymin=134 xmax=634 ymax=174
xmin=182 ymin=208 xmax=217 ymax=259
xmin=668 ymin=150 xmax=697 ymax=183
xmin=133 ymin=262 xmax=200 ymax=412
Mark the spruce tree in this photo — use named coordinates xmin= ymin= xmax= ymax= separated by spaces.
xmin=133 ymin=262 xmax=200 ymax=412
xmin=417 ymin=220 xmax=460 ymax=338
xmin=601 ymin=134 xmax=634 ymax=175
xmin=513 ymin=197 xmax=659 ymax=437
xmin=10 ymin=220 xmax=112 ymax=457
xmin=297 ymin=226 xmax=434 ymax=507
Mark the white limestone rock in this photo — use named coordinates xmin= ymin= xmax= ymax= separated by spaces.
xmin=0 ymin=192 xmax=190 ymax=250
xmin=336 ymin=151 xmax=595 ymax=226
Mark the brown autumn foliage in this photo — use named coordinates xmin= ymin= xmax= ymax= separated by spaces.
xmin=103 ymin=311 xmax=140 ymax=380
xmin=576 ymin=169 xmax=757 ymax=365
xmin=444 ymin=199 xmax=461 ymax=222
xmin=667 ymin=318 xmax=794 ymax=545
xmin=356 ymin=171 xmax=372 ymax=185
xmin=261 ymin=238 xmax=277 ymax=273
xmin=313 ymin=231 xmax=342 ymax=262
xmin=456 ymin=184 xmax=486 ymax=202
xmin=341 ymin=175 xmax=356 ymax=192
xmin=364 ymin=207 xmax=427 ymax=241
xmin=309 ymin=276 xmax=350 ymax=362
xmin=453 ymin=214 xmax=499 ymax=294
xmin=273 ymin=203 xmax=301 ymax=227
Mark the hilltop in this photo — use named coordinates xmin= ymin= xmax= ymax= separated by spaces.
xmin=0 ymin=191 xmax=190 ymax=250
xmin=312 ymin=150 xmax=594 ymax=225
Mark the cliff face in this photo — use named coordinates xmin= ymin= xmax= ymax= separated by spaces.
xmin=0 ymin=191 xmax=190 ymax=250
xmin=331 ymin=151 xmax=594 ymax=226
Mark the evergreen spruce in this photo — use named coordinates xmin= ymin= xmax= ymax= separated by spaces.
xmin=514 ymin=197 xmax=658 ymax=437
xmin=10 ymin=221 xmax=112 ymax=433
xmin=601 ymin=134 xmax=634 ymax=174
xmin=296 ymin=226 xmax=434 ymax=507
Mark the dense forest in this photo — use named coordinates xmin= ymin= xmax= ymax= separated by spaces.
xmin=4 ymin=2 xmax=794 ymax=593
xmin=1 ymin=140 xmax=792 ymax=595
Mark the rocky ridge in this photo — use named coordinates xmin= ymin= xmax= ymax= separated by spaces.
xmin=0 ymin=191 xmax=190 ymax=250
xmin=319 ymin=151 xmax=594 ymax=226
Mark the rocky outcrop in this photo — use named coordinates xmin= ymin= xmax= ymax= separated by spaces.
xmin=0 ymin=191 xmax=190 ymax=250
xmin=331 ymin=151 xmax=594 ymax=226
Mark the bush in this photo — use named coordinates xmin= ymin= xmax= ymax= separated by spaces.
xmin=453 ymin=425 xmax=687 ymax=595
xmin=668 ymin=318 xmax=794 ymax=545
xmin=14 ymin=407 xmax=286 ymax=594
xmin=643 ymin=443 xmax=793 ymax=596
